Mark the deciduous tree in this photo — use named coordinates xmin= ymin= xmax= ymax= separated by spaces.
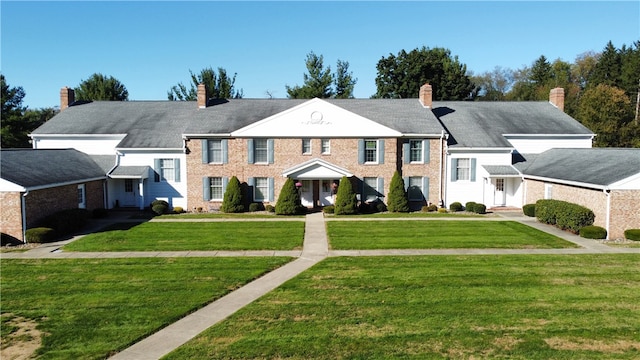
xmin=74 ymin=73 xmax=128 ymax=101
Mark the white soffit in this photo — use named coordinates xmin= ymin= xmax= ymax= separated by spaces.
xmin=282 ymin=158 xmax=353 ymax=179
xmin=232 ymin=98 xmax=401 ymax=138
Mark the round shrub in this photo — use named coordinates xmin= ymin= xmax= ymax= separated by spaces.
xmin=624 ymin=229 xmax=640 ymax=241
xmin=449 ymin=202 xmax=463 ymax=212
xmin=323 ymin=205 xmax=335 ymax=214
xmin=473 ymin=203 xmax=486 ymax=214
xmin=522 ymin=204 xmax=536 ymax=217
xmin=437 ymin=208 xmax=448 ymax=213
xmin=249 ymin=202 xmax=265 ymax=212
xmin=579 ymin=226 xmax=607 ymax=239
xmin=265 ymin=205 xmax=275 ymax=213
xmin=151 ymin=200 xmax=169 ymax=215
xmin=172 ymin=206 xmax=184 ymax=214
xmin=427 ymin=204 xmax=438 ymax=212
xmin=25 ymin=227 xmax=56 ymax=243
xmin=465 ymin=202 xmax=477 ymax=213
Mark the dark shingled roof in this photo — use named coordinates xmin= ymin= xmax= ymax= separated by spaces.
xmin=1 ymin=149 xmax=107 ymax=189
xmin=432 ymin=101 xmax=593 ymax=148
xmin=522 ymin=148 xmax=640 ymax=186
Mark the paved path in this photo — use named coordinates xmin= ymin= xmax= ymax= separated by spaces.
xmin=2 ymin=211 xmax=638 ymax=359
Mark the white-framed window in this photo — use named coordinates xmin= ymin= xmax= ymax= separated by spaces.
xmin=160 ymin=159 xmax=175 ymax=181
xmin=544 ymin=183 xmax=553 ymax=199
xmin=363 ymin=177 xmax=379 ymax=202
xmin=77 ymin=184 xmax=86 ymax=209
xmin=254 ymin=139 xmax=268 ymax=163
xmin=208 ymin=139 xmax=223 ymax=163
xmin=254 ymin=177 xmax=269 ymax=201
xmin=210 ymin=177 xmax=224 ymax=200
xmin=456 ymin=158 xmax=470 ymax=181
xmin=408 ymin=177 xmax=424 ymax=201
xmin=410 ymin=140 xmax=423 ymax=163
xmin=321 ymin=139 xmax=330 ymax=154
xmin=365 ymin=140 xmax=377 ymax=163
xmin=302 ymin=138 xmax=312 ymax=154
xmin=124 ymin=179 xmax=133 ymax=193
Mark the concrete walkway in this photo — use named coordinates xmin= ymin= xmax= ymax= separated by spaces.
xmin=2 ymin=211 xmax=638 ymax=359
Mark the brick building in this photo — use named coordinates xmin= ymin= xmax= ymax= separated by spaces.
xmin=0 ymin=149 xmax=107 ymax=242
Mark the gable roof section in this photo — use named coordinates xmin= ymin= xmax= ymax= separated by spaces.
xmin=32 ymin=101 xmax=200 ymax=149
xmin=282 ymin=158 xmax=353 ymax=179
xmin=433 ymin=101 xmax=593 ymax=148
xmin=522 ymin=148 xmax=640 ymax=188
xmin=1 ymin=149 xmax=107 ymax=190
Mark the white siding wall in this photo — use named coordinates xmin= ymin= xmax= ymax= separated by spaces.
xmin=117 ymin=150 xmax=187 ymax=208
xmin=505 ymin=136 xmax=592 ymax=154
xmin=33 ymin=135 xmax=125 ymax=155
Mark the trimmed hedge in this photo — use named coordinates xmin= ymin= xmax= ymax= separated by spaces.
xmin=151 ymin=200 xmax=169 ymax=215
xmin=579 ymin=226 xmax=607 ymax=239
xmin=465 ymin=202 xmax=477 ymax=212
xmin=473 ymin=203 xmax=487 ymax=214
xmin=522 ymin=204 xmax=536 ymax=217
xmin=449 ymin=202 xmax=463 ymax=212
xmin=249 ymin=202 xmax=265 ymax=212
xmin=25 ymin=227 xmax=56 ymax=243
xmin=535 ymin=199 xmax=594 ymax=234
xmin=39 ymin=208 xmax=90 ymax=235
xmin=625 ymin=229 xmax=640 ymax=241
xmin=323 ymin=205 xmax=335 ymax=214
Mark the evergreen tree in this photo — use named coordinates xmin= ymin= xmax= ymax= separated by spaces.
xmin=275 ymin=178 xmax=305 ymax=215
xmin=334 ymin=176 xmax=358 ymax=215
xmin=286 ymin=52 xmax=334 ymax=99
xmin=334 ymin=60 xmax=357 ymax=99
xmin=168 ymin=67 xmax=243 ymax=100
xmin=221 ymin=176 xmax=245 ymax=213
xmin=387 ymin=171 xmax=409 ymax=212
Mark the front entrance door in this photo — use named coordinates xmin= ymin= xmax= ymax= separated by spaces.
xmin=320 ymin=180 xmax=335 ymax=206
xmin=122 ymin=179 xmax=137 ymax=207
xmin=493 ymin=178 xmax=506 ymax=206
xmin=300 ymin=180 xmax=314 ymax=207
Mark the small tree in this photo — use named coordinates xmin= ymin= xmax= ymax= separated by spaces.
xmin=334 ymin=176 xmax=358 ymax=215
xmin=221 ymin=176 xmax=244 ymax=213
xmin=387 ymin=171 xmax=409 ymax=212
xmin=275 ymin=178 xmax=305 ymax=215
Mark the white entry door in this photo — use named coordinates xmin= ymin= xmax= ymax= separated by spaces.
xmin=300 ymin=180 xmax=314 ymax=207
xmin=493 ymin=178 xmax=506 ymax=206
xmin=320 ymin=180 xmax=334 ymax=206
xmin=122 ymin=179 xmax=137 ymax=207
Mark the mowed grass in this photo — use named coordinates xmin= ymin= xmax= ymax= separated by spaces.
xmin=0 ymin=257 xmax=292 ymax=359
xmin=165 ymin=254 xmax=640 ymax=360
xmin=63 ymin=221 xmax=304 ymax=252
xmin=327 ymin=220 xmax=576 ymax=249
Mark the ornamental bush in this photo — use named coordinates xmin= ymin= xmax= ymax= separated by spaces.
xmin=221 ymin=176 xmax=245 ymax=213
xmin=25 ymin=227 xmax=56 ymax=243
xmin=473 ymin=203 xmax=487 ymax=214
xmin=625 ymin=229 xmax=640 ymax=241
xmin=579 ymin=226 xmax=607 ymax=239
xmin=249 ymin=202 xmax=265 ymax=212
xmin=334 ymin=176 xmax=358 ymax=215
xmin=151 ymin=200 xmax=169 ymax=215
xmin=536 ymin=199 xmax=594 ymax=234
xmin=275 ymin=177 xmax=305 ymax=215
xmin=522 ymin=204 xmax=536 ymax=217
xmin=449 ymin=202 xmax=463 ymax=212
xmin=265 ymin=204 xmax=275 ymax=213
xmin=323 ymin=205 xmax=335 ymax=214
xmin=387 ymin=171 xmax=409 ymax=213
xmin=465 ymin=202 xmax=477 ymax=213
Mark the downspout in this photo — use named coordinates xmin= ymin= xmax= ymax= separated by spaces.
xmin=21 ymin=190 xmax=29 ymax=244
xmin=439 ymin=130 xmax=446 ymax=207
xmin=604 ymin=188 xmax=611 ymax=240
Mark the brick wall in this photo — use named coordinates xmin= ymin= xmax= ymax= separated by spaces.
xmin=525 ymin=179 xmax=639 ymax=239
xmin=0 ymin=191 xmax=23 ymax=241
xmin=187 ymin=137 xmax=444 ymax=211
xmin=610 ymin=190 xmax=640 ymax=239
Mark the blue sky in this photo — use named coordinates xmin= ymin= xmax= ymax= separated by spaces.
xmin=2 ymin=1 xmax=639 ymax=109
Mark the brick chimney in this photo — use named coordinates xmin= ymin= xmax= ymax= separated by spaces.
xmin=549 ymin=87 xmax=565 ymax=112
xmin=419 ymin=83 xmax=432 ymax=108
xmin=197 ymin=83 xmax=208 ymax=109
xmin=60 ymin=86 xmax=75 ymax=111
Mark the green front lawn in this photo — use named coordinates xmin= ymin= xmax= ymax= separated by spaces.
xmin=327 ymin=220 xmax=576 ymax=249
xmin=0 ymin=257 xmax=292 ymax=359
xmin=63 ymin=221 xmax=304 ymax=252
xmin=166 ymin=254 xmax=640 ymax=359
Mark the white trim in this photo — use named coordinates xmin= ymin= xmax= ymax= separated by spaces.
xmin=182 ymin=133 xmax=232 ymax=139
xmin=524 ymin=174 xmax=608 ymax=191
xmin=604 ymin=189 xmax=611 ymax=240
xmin=8 ymin=177 xmax=107 ymax=192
